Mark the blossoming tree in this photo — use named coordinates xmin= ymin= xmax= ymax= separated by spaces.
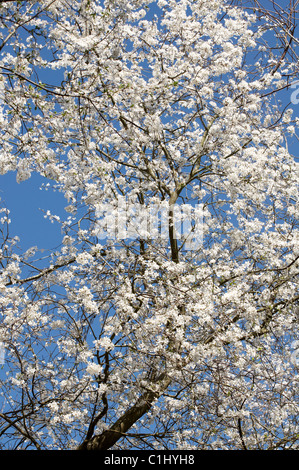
xmin=0 ymin=0 xmax=298 ymax=450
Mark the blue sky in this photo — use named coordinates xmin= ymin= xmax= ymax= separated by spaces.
xmin=0 ymin=171 xmax=66 ymax=251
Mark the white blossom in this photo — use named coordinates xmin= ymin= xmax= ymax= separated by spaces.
xmin=0 ymin=0 xmax=297 ymax=452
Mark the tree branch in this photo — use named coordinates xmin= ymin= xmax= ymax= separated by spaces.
xmin=77 ymin=373 xmax=171 ymax=450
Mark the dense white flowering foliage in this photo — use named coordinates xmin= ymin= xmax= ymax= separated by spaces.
xmin=0 ymin=0 xmax=298 ymax=450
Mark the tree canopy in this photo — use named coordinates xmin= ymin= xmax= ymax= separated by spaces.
xmin=0 ymin=0 xmax=298 ymax=450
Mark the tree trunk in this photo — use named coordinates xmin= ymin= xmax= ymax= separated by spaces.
xmin=77 ymin=373 xmax=171 ymax=450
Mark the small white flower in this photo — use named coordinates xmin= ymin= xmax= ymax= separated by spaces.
xmin=86 ymin=363 xmax=103 ymax=376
